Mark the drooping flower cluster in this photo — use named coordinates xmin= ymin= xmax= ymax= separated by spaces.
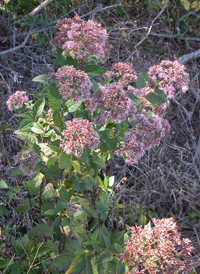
xmin=148 ymin=60 xmax=189 ymax=99
xmin=53 ymin=14 xmax=112 ymax=63
xmin=60 ymin=118 xmax=99 ymax=157
xmin=53 ymin=65 xmax=92 ymax=103
xmin=6 ymin=91 xmax=28 ymax=111
xmin=86 ymin=82 xmax=137 ymax=125
xmin=116 ymin=114 xmax=171 ymax=165
xmin=112 ymin=62 xmax=137 ymax=85
xmin=121 ymin=218 xmax=193 ymax=274
xmin=13 ymin=148 xmax=40 ymax=177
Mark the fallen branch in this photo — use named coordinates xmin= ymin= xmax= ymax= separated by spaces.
xmin=29 ymin=0 xmax=53 ymax=16
xmin=178 ymin=48 xmax=200 ymax=65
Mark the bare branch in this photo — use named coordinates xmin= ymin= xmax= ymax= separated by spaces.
xmin=178 ymin=49 xmax=200 ymax=65
xmin=29 ymin=0 xmax=53 ymax=17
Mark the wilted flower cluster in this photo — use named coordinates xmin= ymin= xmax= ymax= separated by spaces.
xmin=67 ymin=202 xmax=81 ymax=215
xmin=6 ymin=91 xmax=28 ymax=111
xmin=121 ymin=218 xmax=193 ymax=274
xmin=60 ymin=118 xmax=99 ymax=157
xmin=116 ymin=114 xmax=171 ymax=165
xmin=53 ymin=14 xmax=112 ymax=63
xmin=86 ymin=82 xmax=137 ymax=125
xmin=113 ymin=62 xmax=137 ymax=85
xmin=148 ymin=60 xmax=189 ymax=98
xmin=13 ymin=148 xmax=40 ymax=177
xmin=53 ymin=65 xmax=92 ymax=103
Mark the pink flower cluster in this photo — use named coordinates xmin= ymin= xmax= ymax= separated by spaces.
xmin=60 ymin=118 xmax=99 ymax=157
xmin=116 ymin=114 xmax=171 ymax=165
xmin=67 ymin=202 xmax=81 ymax=215
xmin=86 ymin=82 xmax=137 ymax=125
xmin=121 ymin=218 xmax=193 ymax=274
xmin=148 ymin=60 xmax=189 ymax=99
xmin=53 ymin=14 xmax=112 ymax=63
xmin=13 ymin=148 xmax=40 ymax=177
xmin=113 ymin=62 xmax=137 ymax=85
xmin=54 ymin=65 xmax=92 ymax=103
xmin=6 ymin=91 xmax=28 ymax=111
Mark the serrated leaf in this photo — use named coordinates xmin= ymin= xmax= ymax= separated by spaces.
xmin=145 ymin=88 xmax=167 ymax=105
xmin=47 ymin=157 xmax=57 ymax=168
xmin=128 ymin=93 xmax=144 ymax=107
xmin=59 ymin=186 xmax=70 ymax=202
xmin=16 ymin=199 xmax=36 ymax=213
xmin=48 ymin=88 xmax=62 ymax=110
xmin=22 ymin=180 xmax=39 ymax=195
xmin=87 ymin=54 xmax=102 ymax=63
xmin=136 ymin=72 xmax=147 ymax=89
xmin=33 ymin=98 xmax=45 ymax=118
xmin=19 ymin=118 xmax=34 ymax=132
xmin=14 ymin=131 xmax=37 ymax=144
xmin=42 ymin=183 xmax=56 ymax=199
xmin=30 ymin=246 xmax=52 ymax=259
xmin=78 ymin=198 xmax=98 ymax=219
xmin=93 ymin=155 xmax=106 ymax=168
xmin=31 ymin=123 xmax=45 ymax=134
xmin=67 ymin=101 xmax=80 ymax=113
xmin=49 ymin=252 xmax=75 ymax=271
xmin=59 ymin=153 xmax=72 ymax=169
xmin=66 ymin=254 xmax=86 ymax=274
xmin=96 ymin=251 xmax=113 ymax=265
xmin=72 ymin=160 xmax=81 ymax=173
xmin=28 ymin=224 xmax=53 ymax=238
xmin=84 ymin=65 xmax=107 ymax=78
xmin=32 ymin=74 xmax=49 ymax=84
xmin=53 ymin=110 xmax=61 ymax=126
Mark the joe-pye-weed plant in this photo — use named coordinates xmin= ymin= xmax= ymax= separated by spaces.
xmin=1 ymin=14 xmax=194 ymax=274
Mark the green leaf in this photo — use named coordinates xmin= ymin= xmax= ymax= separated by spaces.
xmin=34 ymin=172 xmax=44 ymax=188
xmin=59 ymin=153 xmax=72 ymax=169
xmin=48 ymin=88 xmax=63 ymax=110
xmin=10 ymin=167 xmax=24 ymax=177
xmin=93 ymin=155 xmax=106 ymax=169
xmin=47 ymin=157 xmax=58 ymax=168
xmin=95 ymin=192 xmax=109 ymax=221
xmin=145 ymin=88 xmax=167 ymax=105
xmin=22 ymin=180 xmax=40 ymax=196
xmin=78 ymin=198 xmax=98 ymax=219
xmin=49 ymin=252 xmax=75 ymax=272
xmin=66 ymin=254 xmax=86 ymax=274
xmin=19 ymin=118 xmax=34 ymax=132
xmin=128 ymin=93 xmax=144 ymax=107
xmin=28 ymin=224 xmax=53 ymax=238
xmin=136 ymin=72 xmax=148 ymax=89
xmin=16 ymin=199 xmax=36 ymax=213
xmin=87 ymin=54 xmax=102 ymax=63
xmin=31 ymin=123 xmax=45 ymax=134
xmin=42 ymin=183 xmax=56 ymax=199
xmin=96 ymin=251 xmax=113 ymax=265
xmin=0 ymin=180 xmax=8 ymax=189
xmin=30 ymin=246 xmax=52 ymax=259
xmin=14 ymin=131 xmax=37 ymax=144
xmin=66 ymin=101 xmax=80 ymax=113
xmin=32 ymin=98 xmax=45 ymax=118
xmin=72 ymin=160 xmax=81 ymax=173
xmin=0 ymin=207 xmax=9 ymax=217
xmin=92 ymin=79 xmax=101 ymax=93
xmin=32 ymin=74 xmax=49 ymax=84
xmin=0 ymin=123 xmax=10 ymax=131
xmin=59 ymin=186 xmax=70 ymax=202
xmin=53 ymin=110 xmax=61 ymax=126
xmin=84 ymin=65 xmax=107 ymax=78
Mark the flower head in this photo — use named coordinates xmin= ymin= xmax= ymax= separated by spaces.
xmin=116 ymin=114 xmax=171 ymax=165
xmin=148 ymin=60 xmax=189 ymax=99
xmin=86 ymin=82 xmax=137 ymax=125
xmin=112 ymin=62 xmax=137 ymax=85
xmin=121 ymin=218 xmax=193 ymax=274
xmin=53 ymin=14 xmax=112 ymax=63
xmin=6 ymin=91 xmax=28 ymax=111
xmin=60 ymin=118 xmax=99 ymax=157
xmin=54 ymin=65 xmax=92 ymax=103
xmin=13 ymin=148 xmax=40 ymax=177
